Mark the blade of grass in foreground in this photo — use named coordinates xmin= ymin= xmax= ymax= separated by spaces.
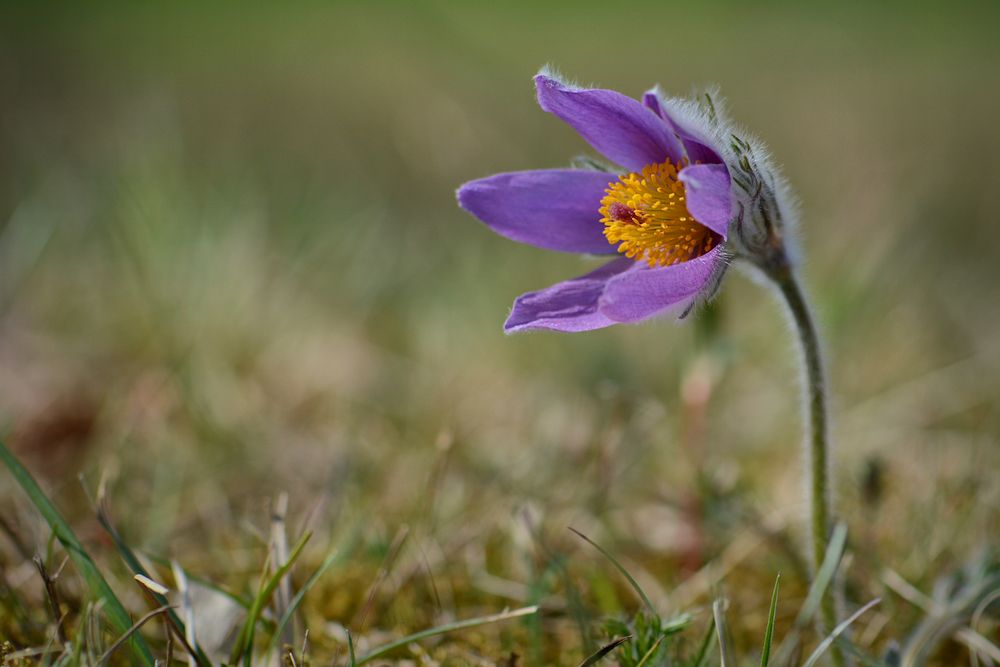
xmin=96 ymin=604 xmax=172 ymax=665
xmin=634 ymin=635 xmax=665 ymax=667
xmin=760 ymin=574 xmax=781 ymax=667
xmin=145 ymin=552 xmax=254 ymax=608
xmin=265 ymin=545 xmax=353 ymax=657
xmin=578 ymin=635 xmax=631 ymax=667
xmin=0 ymin=438 xmax=155 ymax=666
xmin=797 ymin=523 xmax=847 ymax=628
xmin=230 ymin=530 xmax=312 ymax=665
xmin=713 ymin=599 xmax=735 ymax=667
xmin=354 ymin=605 xmax=538 ymax=665
xmin=772 ymin=523 xmax=848 ymax=664
xmin=693 ymin=616 xmax=716 ymax=667
xmin=802 ymin=598 xmax=881 ymax=667
xmin=569 ymin=527 xmax=657 ymax=615
xmin=96 ymin=497 xmax=213 ymax=667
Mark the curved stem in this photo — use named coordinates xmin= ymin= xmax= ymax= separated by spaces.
xmin=769 ymin=264 xmax=845 ymax=666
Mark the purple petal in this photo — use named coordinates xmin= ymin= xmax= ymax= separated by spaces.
xmin=505 ymin=258 xmax=634 ymax=333
xmin=678 ymin=164 xmax=731 ymax=237
xmin=643 ymin=89 xmax=723 ymax=165
xmin=642 ymin=91 xmax=664 ymax=118
xmin=598 ymin=247 xmax=722 ymax=323
xmin=457 ymin=169 xmax=618 ymax=254
xmin=535 ymin=75 xmax=684 ymax=172
xmin=675 ymin=128 xmax=723 ymax=165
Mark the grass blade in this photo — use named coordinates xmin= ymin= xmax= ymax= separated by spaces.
xmin=569 ymin=527 xmax=656 ymax=615
xmin=797 ymin=523 xmax=847 ymax=628
xmin=230 ymin=529 xmax=312 ymax=665
xmin=95 ymin=497 xmax=213 ymax=667
xmin=771 ymin=524 xmax=849 ymax=666
xmin=578 ymin=635 xmax=631 ymax=666
xmin=635 ymin=635 xmax=665 ymax=667
xmin=693 ymin=616 xmax=716 ymax=667
xmin=354 ymin=605 xmax=538 ymax=665
xmin=802 ymin=598 xmax=881 ymax=667
xmin=133 ymin=574 xmax=208 ymax=666
xmin=0 ymin=439 xmax=155 ymax=666
xmin=347 ymin=628 xmax=357 ymax=667
xmin=33 ymin=554 xmax=68 ymax=644
xmin=146 ymin=553 xmax=254 ymax=609
xmin=97 ymin=605 xmax=172 ymax=665
xmin=760 ymin=574 xmax=781 ymax=667
xmin=714 ymin=598 xmax=735 ymax=667
xmin=266 ymin=547 xmax=348 ymax=656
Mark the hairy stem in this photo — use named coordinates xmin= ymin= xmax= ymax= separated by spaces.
xmin=769 ymin=264 xmax=845 ymax=666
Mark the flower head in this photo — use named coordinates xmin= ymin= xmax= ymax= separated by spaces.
xmin=458 ymin=71 xmax=793 ymax=332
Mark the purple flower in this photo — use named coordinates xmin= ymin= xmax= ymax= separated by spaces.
xmin=457 ymin=73 xmax=736 ymax=333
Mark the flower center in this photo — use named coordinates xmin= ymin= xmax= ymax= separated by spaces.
xmin=599 ymin=160 xmax=720 ymax=267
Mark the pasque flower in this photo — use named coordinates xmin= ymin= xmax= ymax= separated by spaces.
xmin=459 ymin=72 xmax=846 ymax=662
xmin=458 ymin=71 xmax=791 ymax=333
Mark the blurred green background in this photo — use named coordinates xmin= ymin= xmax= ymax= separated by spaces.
xmin=1 ymin=2 xmax=999 ymax=662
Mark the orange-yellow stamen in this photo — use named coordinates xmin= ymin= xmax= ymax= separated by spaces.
xmin=599 ymin=160 xmax=720 ymax=267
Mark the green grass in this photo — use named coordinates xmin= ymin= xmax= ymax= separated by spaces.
xmin=0 ymin=439 xmax=153 ymax=665
xmin=0 ymin=438 xmax=902 ymax=664
xmin=1 ymin=2 xmax=999 ymax=665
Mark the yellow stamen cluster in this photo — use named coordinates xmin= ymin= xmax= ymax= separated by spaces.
xmin=599 ymin=160 xmax=719 ymax=267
